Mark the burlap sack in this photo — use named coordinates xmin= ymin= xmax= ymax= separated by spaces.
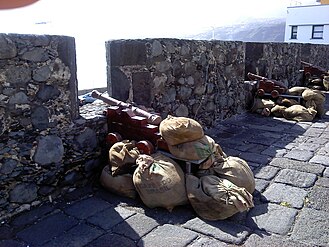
xmin=250 ymin=98 xmax=275 ymax=113
xmin=100 ymin=166 xmax=137 ymax=199
xmin=159 ymin=115 xmax=204 ymax=146
xmin=186 ymin=174 xmax=254 ymax=221
xmin=277 ymin=98 xmax=299 ymax=107
xmin=212 ymin=156 xmax=255 ymax=194
xmin=167 ymin=135 xmax=225 ymax=162
xmin=271 ymin=105 xmax=286 ymax=118
xmin=133 ymin=152 xmax=188 ymax=211
xmin=109 ymin=140 xmax=140 ymax=176
xmin=283 ymin=104 xmax=317 ymax=122
xmin=302 ymin=89 xmax=326 ymax=116
xmin=287 ymin=86 xmax=307 ymax=96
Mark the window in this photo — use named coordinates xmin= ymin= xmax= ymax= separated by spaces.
xmin=291 ymin=26 xmax=298 ymax=39
xmin=312 ymin=25 xmax=324 ymax=39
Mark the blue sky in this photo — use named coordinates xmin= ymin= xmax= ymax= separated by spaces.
xmin=0 ymin=0 xmax=318 ymax=89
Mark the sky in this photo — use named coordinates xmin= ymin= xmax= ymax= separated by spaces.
xmin=0 ymin=0 xmax=318 ymax=90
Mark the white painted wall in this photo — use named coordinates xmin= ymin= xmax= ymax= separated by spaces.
xmin=284 ymin=4 xmax=329 ymax=44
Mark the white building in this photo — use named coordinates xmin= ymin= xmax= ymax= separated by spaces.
xmin=284 ymin=2 xmax=329 ymax=44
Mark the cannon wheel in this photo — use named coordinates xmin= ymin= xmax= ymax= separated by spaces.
xmin=136 ymin=140 xmax=154 ymax=155
xmin=105 ymin=132 xmax=122 ymax=146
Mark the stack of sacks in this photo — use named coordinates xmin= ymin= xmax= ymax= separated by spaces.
xmin=271 ymin=87 xmax=325 ymax=122
xmin=159 ymin=115 xmax=226 ymax=170
xmin=100 ymin=140 xmax=189 ymax=212
xmin=159 ymin=115 xmax=255 ymax=220
xmin=99 ymin=140 xmax=140 ymax=199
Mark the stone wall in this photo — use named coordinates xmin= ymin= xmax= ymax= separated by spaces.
xmin=245 ymin=42 xmax=329 ymax=87
xmin=107 ymin=39 xmax=247 ymax=126
xmin=0 ymin=34 xmax=107 ymax=220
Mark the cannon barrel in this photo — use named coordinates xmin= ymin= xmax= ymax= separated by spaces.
xmin=91 ymin=90 xmax=162 ymax=125
xmin=247 ymin=72 xmax=288 ymax=91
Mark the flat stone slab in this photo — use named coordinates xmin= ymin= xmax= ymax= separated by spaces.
xmin=16 ymin=212 xmax=78 ymax=246
xmin=309 ymin=155 xmax=329 ymax=166
xmin=42 ymin=223 xmax=104 ymax=247
xmin=244 ymin=231 xmax=313 ymax=247
xmin=112 ymin=213 xmax=159 ymax=241
xmin=189 ymin=237 xmax=231 ymax=247
xmin=269 ymin=158 xmax=324 ymax=175
xmin=86 ymin=233 xmax=136 ymax=247
xmin=254 ymin=166 xmax=280 ymax=180
xmin=261 ymin=146 xmax=287 ymax=157
xmin=296 ymin=143 xmax=320 ymax=152
xmin=238 ymin=152 xmax=271 ymax=165
xmin=306 ymin=186 xmax=329 ymax=212
xmin=11 ymin=203 xmax=54 ymax=228
xmin=246 ymin=203 xmax=298 ymax=235
xmin=274 ymin=169 xmax=317 ymax=188
xmin=138 ymin=224 xmax=198 ymax=247
xmin=87 ymin=206 xmax=135 ymax=230
xmin=262 ymin=183 xmax=308 ymax=209
xmin=284 ymin=149 xmax=313 ymax=162
xmin=64 ymin=197 xmax=111 ymax=219
xmin=290 ymin=208 xmax=329 ymax=246
xmin=254 ymin=179 xmax=270 ymax=194
xmin=183 ymin=218 xmax=251 ymax=245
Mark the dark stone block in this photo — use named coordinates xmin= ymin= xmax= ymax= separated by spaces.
xmin=183 ymin=218 xmax=250 ymax=245
xmin=64 ymin=197 xmax=111 ymax=220
xmin=42 ymin=223 xmax=104 ymax=247
xmin=31 ymin=106 xmax=50 ymax=130
xmin=11 ymin=203 xmax=54 ymax=228
xmin=16 ymin=212 xmax=78 ymax=246
xmin=109 ymin=40 xmax=146 ymax=66
xmin=111 ymin=67 xmax=130 ymax=101
xmin=86 ymin=233 xmax=136 ymax=247
xmin=138 ymin=224 xmax=198 ymax=247
xmin=132 ymin=71 xmax=151 ymax=106
xmin=112 ymin=213 xmax=159 ymax=241
xmin=36 ymin=85 xmax=60 ymax=101
xmin=87 ymin=206 xmax=135 ymax=230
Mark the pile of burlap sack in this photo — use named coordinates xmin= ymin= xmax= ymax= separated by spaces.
xmin=100 ymin=115 xmax=255 ymax=221
xmin=251 ymin=87 xmax=326 ymax=122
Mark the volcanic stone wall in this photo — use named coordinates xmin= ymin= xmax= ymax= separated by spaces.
xmin=0 ymin=34 xmax=107 ymax=220
xmin=107 ymin=39 xmax=248 ymax=127
xmin=107 ymin=39 xmax=329 ymax=127
xmin=245 ymin=42 xmax=329 ymax=86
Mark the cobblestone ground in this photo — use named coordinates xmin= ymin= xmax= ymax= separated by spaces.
xmin=1 ymin=96 xmax=329 ymax=247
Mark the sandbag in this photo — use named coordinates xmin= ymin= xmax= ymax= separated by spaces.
xmin=302 ymin=89 xmax=326 ymax=116
xmin=159 ymin=115 xmax=204 ymax=145
xmin=287 ymin=86 xmax=307 ymax=96
xmin=133 ymin=152 xmax=188 ymax=211
xmin=167 ymin=135 xmax=225 ymax=163
xmin=282 ymin=104 xmax=317 ymax=122
xmin=212 ymin=156 xmax=255 ymax=194
xmin=109 ymin=140 xmax=140 ymax=176
xmin=100 ymin=165 xmax=137 ymax=199
xmin=271 ymin=105 xmax=286 ymax=118
xmin=277 ymin=98 xmax=299 ymax=107
xmin=250 ymin=98 xmax=275 ymax=113
xmin=186 ymin=174 xmax=254 ymax=221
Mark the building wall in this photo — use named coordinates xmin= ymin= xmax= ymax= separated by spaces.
xmin=285 ymin=4 xmax=329 ymax=44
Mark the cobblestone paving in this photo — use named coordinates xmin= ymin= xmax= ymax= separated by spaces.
xmin=1 ymin=97 xmax=329 ymax=247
